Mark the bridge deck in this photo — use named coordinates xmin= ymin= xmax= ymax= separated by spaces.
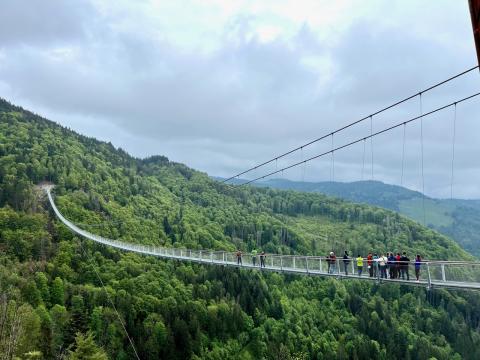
xmin=45 ymin=187 xmax=480 ymax=290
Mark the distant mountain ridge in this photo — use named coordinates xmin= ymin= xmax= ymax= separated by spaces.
xmin=258 ymin=179 xmax=424 ymax=210
xmin=218 ymin=177 xmax=480 ymax=257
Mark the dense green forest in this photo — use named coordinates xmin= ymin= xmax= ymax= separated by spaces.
xmin=1 ymin=97 xmax=480 ymax=359
xmin=249 ymin=178 xmax=480 ymax=257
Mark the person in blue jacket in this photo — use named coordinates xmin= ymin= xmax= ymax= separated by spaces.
xmin=415 ymin=254 xmax=422 ymax=281
xmin=388 ymin=252 xmax=396 ymax=279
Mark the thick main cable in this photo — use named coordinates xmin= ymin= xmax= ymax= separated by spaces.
xmin=401 ymin=123 xmax=406 ymax=186
xmin=450 ymin=104 xmax=457 ymax=199
xmin=370 ymin=116 xmax=374 ymax=180
xmin=361 ymin=139 xmax=366 ymax=180
xmin=420 ymin=94 xmax=426 ymax=225
xmin=223 ymin=65 xmax=479 ymax=183
xmin=238 ymin=92 xmax=480 ymax=186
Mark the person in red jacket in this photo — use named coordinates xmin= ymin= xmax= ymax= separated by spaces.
xmin=395 ymin=252 xmax=401 ymax=278
xmin=367 ymin=253 xmax=373 ymax=277
xmin=328 ymin=252 xmax=337 ymax=274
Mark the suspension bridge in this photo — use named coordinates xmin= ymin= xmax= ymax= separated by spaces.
xmin=38 ymin=6 xmax=480 ymax=293
xmin=37 ymin=7 xmax=480 ymax=357
xmin=43 ymin=185 xmax=480 ymax=290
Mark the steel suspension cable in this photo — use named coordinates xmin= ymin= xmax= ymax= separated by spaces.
xmin=401 ymin=123 xmax=407 ymax=186
xmin=300 ymin=146 xmax=303 ymax=181
xmin=301 ymin=147 xmax=306 ymax=181
xmin=238 ymin=92 xmax=480 ymax=186
xmin=370 ymin=116 xmax=374 ymax=180
xmin=419 ymin=94 xmax=426 ymax=226
xmin=331 ymin=134 xmax=335 ymax=181
xmin=223 ymin=65 xmax=479 ymax=183
xmin=78 ymin=241 xmax=141 ymax=360
xmin=361 ymin=139 xmax=366 ymax=180
xmin=451 ymin=103 xmax=457 ymax=199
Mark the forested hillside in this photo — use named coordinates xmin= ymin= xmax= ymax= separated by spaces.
xmin=1 ymin=97 xmax=480 ymax=359
xmin=251 ymin=178 xmax=480 ymax=257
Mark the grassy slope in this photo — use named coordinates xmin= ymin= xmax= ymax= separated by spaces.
xmin=398 ymin=198 xmax=455 ymax=228
xmin=254 ymin=178 xmax=480 ymax=257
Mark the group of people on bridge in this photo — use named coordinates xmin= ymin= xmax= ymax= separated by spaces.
xmin=236 ymin=249 xmax=267 ymax=268
xmin=327 ymin=251 xmax=423 ymax=281
xmin=235 ymin=249 xmax=422 ymax=282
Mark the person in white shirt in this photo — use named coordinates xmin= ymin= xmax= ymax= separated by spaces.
xmin=379 ymin=254 xmax=388 ymax=279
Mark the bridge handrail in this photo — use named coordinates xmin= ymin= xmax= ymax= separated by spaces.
xmin=46 ymin=189 xmax=480 ymax=266
xmin=45 ymin=188 xmax=480 ymax=290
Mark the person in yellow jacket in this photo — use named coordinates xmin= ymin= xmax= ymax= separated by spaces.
xmin=356 ymin=255 xmax=364 ymax=276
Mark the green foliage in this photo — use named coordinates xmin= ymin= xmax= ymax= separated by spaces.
xmin=67 ymin=332 xmax=108 ymax=360
xmin=0 ymin=98 xmax=479 ymax=359
xmin=51 ymin=304 xmax=69 ymax=355
xmin=51 ymin=277 xmax=65 ymax=306
xmin=35 ymin=272 xmax=50 ymax=306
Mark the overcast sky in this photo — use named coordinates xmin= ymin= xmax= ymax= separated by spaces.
xmin=1 ymin=0 xmax=479 ymax=198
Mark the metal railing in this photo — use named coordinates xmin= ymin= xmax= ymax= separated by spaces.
xmin=45 ymin=187 xmax=480 ymax=290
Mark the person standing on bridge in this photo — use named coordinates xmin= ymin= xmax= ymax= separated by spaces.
xmin=251 ymin=248 xmax=258 ymax=267
xmin=373 ymin=253 xmax=379 ymax=278
xmin=367 ymin=253 xmax=373 ymax=277
xmin=328 ymin=252 xmax=336 ymax=274
xmin=415 ymin=254 xmax=422 ymax=281
xmin=356 ymin=254 xmax=363 ymax=276
xmin=343 ymin=251 xmax=350 ymax=275
xmin=379 ymin=254 xmax=388 ymax=279
xmin=260 ymin=251 xmax=266 ymax=268
xmin=236 ymin=250 xmax=242 ymax=266
xmin=388 ymin=252 xmax=396 ymax=279
xmin=400 ymin=252 xmax=410 ymax=280
xmin=395 ymin=252 xmax=401 ymax=278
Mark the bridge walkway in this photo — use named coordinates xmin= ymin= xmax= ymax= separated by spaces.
xmin=44 ymin=186 xmax=480 ymax=290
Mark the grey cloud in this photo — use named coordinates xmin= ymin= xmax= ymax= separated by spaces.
xmin=0 ymin=1 xmax=478 ymax=198
xmin=0 ymin=0 xmax=93 ymax=47
xmin=0 ymin=18 xmax=327 ymax=144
